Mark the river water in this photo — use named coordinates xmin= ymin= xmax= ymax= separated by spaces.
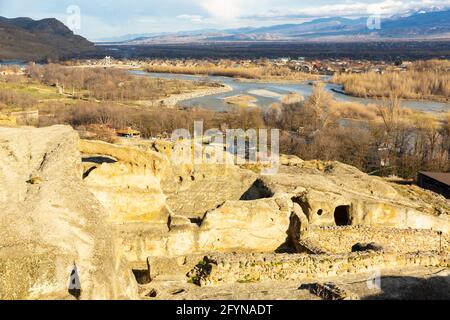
xmin=132 ymin=70 xmax=450 ymax=114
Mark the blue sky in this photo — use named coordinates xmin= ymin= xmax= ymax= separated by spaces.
xmin=0 ymin=0 xmax=449 ymax=40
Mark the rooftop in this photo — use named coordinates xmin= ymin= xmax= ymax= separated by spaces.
xmin=419 ymin=171 xmax=450 ymax=186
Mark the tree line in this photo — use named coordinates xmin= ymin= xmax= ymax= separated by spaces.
xmin=25 ymin=63 xmax=205 ymax=101
xmin=39 ymin=84 xmax=450 ymax=179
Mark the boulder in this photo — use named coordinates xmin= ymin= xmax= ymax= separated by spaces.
xmin=198 ymin=197 xmax=293 ymax=252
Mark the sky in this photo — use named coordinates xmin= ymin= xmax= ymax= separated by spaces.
xmin=0 ymin=0 xmax=449 ymax=40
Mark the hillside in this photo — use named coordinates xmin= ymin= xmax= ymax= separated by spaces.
xmin=122 ymin=9 xmax=450 ymax=44
xmin=0 ymin=17 xmax=96 ymax=61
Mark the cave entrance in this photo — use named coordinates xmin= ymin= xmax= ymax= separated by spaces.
xmin=334 ymin=205 xmax=351 ymax=226
xmin=240 ymin=179 xmax=274 ymax=201
xmin=132 ymin=268 xmax=151 ymax=285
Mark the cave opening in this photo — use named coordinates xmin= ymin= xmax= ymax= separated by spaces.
xmin=334 ymin=205 xmax=351 ymax=226
xmin=132 ymin=269 xmax=151 ymax=285
xmin=240 ymin=179 xmax=274 ymax=200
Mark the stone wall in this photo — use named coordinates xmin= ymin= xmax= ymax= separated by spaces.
xmin=298 ymin=226 xmax=449 ymax=254
xmin=189 ymin=251 xmax=450 ymax=286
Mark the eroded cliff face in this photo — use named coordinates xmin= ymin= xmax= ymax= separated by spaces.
xmin=0 ymin=126 xmax=137 ymax=300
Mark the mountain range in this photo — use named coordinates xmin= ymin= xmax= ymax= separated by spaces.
xmin=1 ymin=9 xmax=449 ymax=62
xmin=0 ymin=16 xmax=95 ymax=61
xmin=104 ymin=9 xmax=450 ymax=44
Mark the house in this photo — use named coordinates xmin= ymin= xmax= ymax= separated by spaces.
xmin=417 ymin=171 xmax=450 ymax=199
xmin=116 ymin=127 xmax=141 ymax=139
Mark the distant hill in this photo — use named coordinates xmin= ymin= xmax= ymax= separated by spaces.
xmin=0 ymin=17 xmax=96 ymax=61
xmin=120 ymin=9 xmax=450 ymax=44
xmin=379 ymin=10 xmax=450 ymax=37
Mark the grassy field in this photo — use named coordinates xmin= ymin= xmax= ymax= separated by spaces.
xmin=0 ymin=82 xmax=62 ymax=100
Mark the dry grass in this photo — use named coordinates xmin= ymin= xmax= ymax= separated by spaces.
xmin=329 ymin=100 xmax=415 ymax=121
xmin=145 ymin=64 xmax=316 ymax=81
xmin=332 ymin=60 xmax=450 ymax=102
xmin=281 ymin=93 xmax=304 ymax=105
xmin=330 ymin=101 xmax=379 ymax=120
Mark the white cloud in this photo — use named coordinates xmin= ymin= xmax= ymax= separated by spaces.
xmin=198 ymin=0 xmax=274 ymax=21
xmin=246 ymin=0 xmax=450 ymax=19
xmin=199 ymin=0 xmax=242 ymax=20
xmin=177 ymin=14 xmax=205 ymax=23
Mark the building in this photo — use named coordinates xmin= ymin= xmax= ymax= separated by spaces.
xmin=116 ymin=127 xmax=141 ymax=139
xmin=100 ymin=56 xmax=113 ymax=66
xmin=417 ymin=171 xmax=450 ymax=199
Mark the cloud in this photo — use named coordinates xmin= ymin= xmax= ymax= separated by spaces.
xmin=197 ymin=0 xmax=273 ymax=21
xmin=177 ymin=14 xmax=206 ymax=23
xmin=199 ymin=0 xmax=242 ymax=20
xmin=245 ymin=0 xmax=450 ymax=20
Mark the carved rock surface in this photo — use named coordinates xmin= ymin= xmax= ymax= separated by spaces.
xmin=0 ymin=126 xmax=137 ymax=300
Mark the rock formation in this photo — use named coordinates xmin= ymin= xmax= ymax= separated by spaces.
xmin=81 ymin=140 xmax=171 ymax=224
xmin=0 ymin=126 xmax=137 ymax=300
xmin=1 ymin=125 xmax=449 ymax=300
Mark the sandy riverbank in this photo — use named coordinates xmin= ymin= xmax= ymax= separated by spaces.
xmin=156 ymin=84 xmax=233 ymax=107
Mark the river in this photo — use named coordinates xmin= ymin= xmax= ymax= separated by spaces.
xmin=132 ymin=70 xmax=450 ymax=114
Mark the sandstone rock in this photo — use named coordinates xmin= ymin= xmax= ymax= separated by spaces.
xmin=280 ymin=154 xmax=304 ymax=166
xmin=78 ymin=138 xmax=449 ymax=264
xmin=3 ymin=125 xmax=449 ymax=300
xmin=0 ymin=126 xmax=137 ymax=300
xmin=81 ymin=140 xmax=172 ymax=224
xmin=258 ymin=161 xmax=450 ymax=232
xmin=163 ymin=163 xmax=257 ymax=219
xmin=83 ymin=161 xmax=170 ymax=224
xmin=198 ymin=198 xmax=293 ymax=252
